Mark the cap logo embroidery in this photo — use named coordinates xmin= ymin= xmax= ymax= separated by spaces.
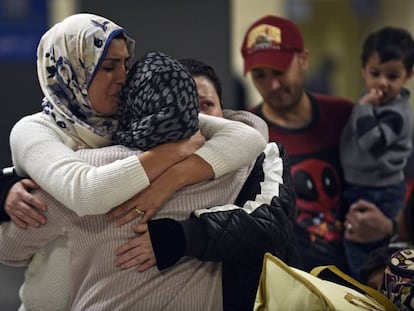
xmin=247 ymin=24 xmax=281 ymax=50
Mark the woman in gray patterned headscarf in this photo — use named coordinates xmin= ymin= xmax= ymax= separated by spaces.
xmin=114 ymin=51 xmax=199 ymax=150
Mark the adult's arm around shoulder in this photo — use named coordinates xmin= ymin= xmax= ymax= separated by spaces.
xmin=9 ymin=114 xmax=148 ymax=216
xmin=196 ymin=113 xmax=266 ymax=178
xmin=222 ymin=109 xmax=269 ymax=141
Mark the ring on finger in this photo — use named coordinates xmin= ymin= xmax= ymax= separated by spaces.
xmin=135 ymin=207 xmax=144 ymax=216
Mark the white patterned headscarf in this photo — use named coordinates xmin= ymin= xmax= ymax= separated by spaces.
xmin=114 ymin=51 xmax=199 ymax=150
xmin=37 ymin=13 xmax=135 ymax=146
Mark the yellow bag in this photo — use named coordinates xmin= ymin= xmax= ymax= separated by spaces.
xmin=254 ymin=253 xmax=398 ymax=311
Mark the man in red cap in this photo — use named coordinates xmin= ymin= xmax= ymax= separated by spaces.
xmin=241 ymin=15 xmax=396 ymax=273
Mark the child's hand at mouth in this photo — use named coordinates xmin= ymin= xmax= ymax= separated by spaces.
xmin=359 ymin=88 xmax=384 ymax=106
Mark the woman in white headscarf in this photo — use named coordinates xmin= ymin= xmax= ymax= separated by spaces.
xmin=10 ymin=13 xmax=265 ymax=217
xmin=6 ymin=13 xmax=266 ymax=310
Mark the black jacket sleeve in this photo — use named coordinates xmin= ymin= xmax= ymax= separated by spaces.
xmin=0 ymin=168 xmax=22 ymax=222
xmin=148 ymin=142 xmax=300 ymax=268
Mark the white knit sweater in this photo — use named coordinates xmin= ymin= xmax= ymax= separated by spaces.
xmin=1 ymin=145 xmax=254 ymax=310
xmin=10 ymin=112 xmax=266 ymax=216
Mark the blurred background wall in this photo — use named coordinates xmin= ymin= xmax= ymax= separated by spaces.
xmin=1 ymin=0 xmax=414 ymax=309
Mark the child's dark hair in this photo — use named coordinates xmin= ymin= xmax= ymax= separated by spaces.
xmin=361 ymin=26 xmax=414 ymax=72
xmin=179 ymin=58 xmax=223 ymax=108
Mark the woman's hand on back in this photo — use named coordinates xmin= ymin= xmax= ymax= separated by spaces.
xmin=105 ymin=171 xmax=177 ymax=225
xmin=5 ymin=179 xmax=47 ymax=228
xmin=114 ymin=223 xmax=156 ymax=271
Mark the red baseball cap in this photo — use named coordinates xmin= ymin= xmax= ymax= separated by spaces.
xmin=241 ymin=15 xmax=304 ymax=74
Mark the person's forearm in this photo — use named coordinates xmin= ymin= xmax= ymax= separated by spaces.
xmin=138 ymin=143 xmax=188 ymax=182
xmin=196 ymin=113 xmax=266 ymax=178
xmin=149 ymin=155 xmax=214 ymax=196
xmin=166 ymin=155 xmax=214 ymax=189
xmin=138 ymin=134 xmax=205 ymax=182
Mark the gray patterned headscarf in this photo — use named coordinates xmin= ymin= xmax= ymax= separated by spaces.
xmin=37 ymin=13 xmax=135 ymax=146
xmin=114 ymin=51 xmax=199 ymax=150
